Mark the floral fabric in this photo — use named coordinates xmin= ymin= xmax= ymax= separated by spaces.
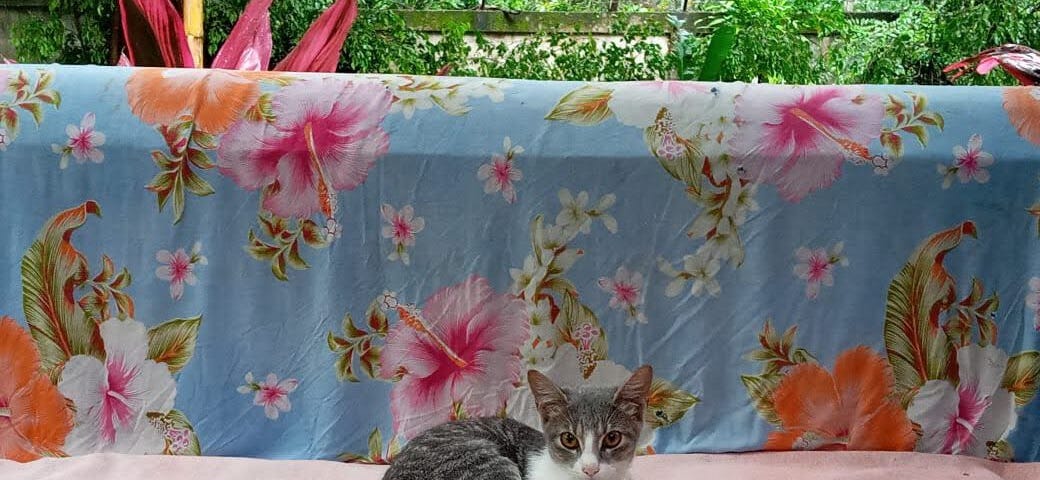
xmin=0 ymin=65 xmax=1038 ymax=463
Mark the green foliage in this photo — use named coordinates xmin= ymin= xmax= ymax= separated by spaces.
xmin=466 ymin=22 xmax=671 ymax=80
xmin=686 ymin=0 xmax=849 ymax=84
xmin=11 ymin=0 xmax=115 ymax=65
xmin=8 ymin=0 xmax=1040 ymax=85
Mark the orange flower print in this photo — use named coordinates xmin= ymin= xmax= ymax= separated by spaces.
xmin=0 ymin=316 xmax=73 ymax=461
xmin=766 ymin=346 xmax=916 ymax=452
xmin=125 ymin=69 xmax=261 ymax=134
xmin=1003 ymin=87 xmax=1040 ymax=146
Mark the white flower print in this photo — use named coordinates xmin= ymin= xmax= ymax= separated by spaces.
xmin=58 ymin=319 xmax=176 ymax=455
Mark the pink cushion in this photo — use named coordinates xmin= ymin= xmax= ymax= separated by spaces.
xmin=3 ymin=452 xmax=1039 ymax=480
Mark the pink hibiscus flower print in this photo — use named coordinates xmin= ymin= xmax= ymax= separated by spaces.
xmin=1025 ymin=277 xmax=1040 ymax=331
xmin=938 ymin=134 xmax=994 ymax=189
xmin=381 ymin=204 xmax=425 ymax=265
xmin=477 ymin=137 xmax=524 ymax=203
xmin=50 ymin=112 xmax=106 ymax=169
xmin=793 ymin=242 xmax=848 ymax=299
xmin=732 ymin=86 xmax=883 ymax=202
xmin=57 ymin=319 xmax=176 ymax=455
xmin=155 ymin=242 xmax=207 ymax=300
xmin=380 ymin=275 xmax=528 ymax=440
xmin=237 ymin=372 xmax=299 ymax=420
xmin=217 ymin=77 xmax=392 ymax=219
xmin=597 ymin=267 xmax=647 ymax=325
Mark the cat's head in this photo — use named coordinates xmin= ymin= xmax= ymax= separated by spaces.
xmin=528 ymin=365 xmax=653 ymax=480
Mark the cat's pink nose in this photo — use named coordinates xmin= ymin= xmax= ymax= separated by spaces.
xmin=582 ymin=464 xmax=600 ymax=477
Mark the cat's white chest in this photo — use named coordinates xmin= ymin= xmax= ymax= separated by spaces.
xmin=527 ymin=450 xmax=580 ymax=480
xmin=526 ymin=450 xmax=631 ymax=480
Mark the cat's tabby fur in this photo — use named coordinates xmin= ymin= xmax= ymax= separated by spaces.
xmin=383 ymin=365 xmax=653 ymax=480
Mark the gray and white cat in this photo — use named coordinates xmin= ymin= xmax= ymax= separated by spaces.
xmin=383 ymin=365 xmax=653 ymax=480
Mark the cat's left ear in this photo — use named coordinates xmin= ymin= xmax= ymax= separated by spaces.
xmin=613 ymin=365 xmax=653 ymax=421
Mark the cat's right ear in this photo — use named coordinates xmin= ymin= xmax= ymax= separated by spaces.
xmin=528 ymin=370 xmax=568 ymax=420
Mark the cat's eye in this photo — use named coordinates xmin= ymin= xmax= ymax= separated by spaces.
xmin=559 ymin=432 xmax=579 ymax=450
xmin=602 ymin=431 xmax=623 ymax=449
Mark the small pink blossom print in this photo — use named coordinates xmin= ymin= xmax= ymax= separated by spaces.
xmin=732 ymin=86 xmax=883 ymax=202
xmin=793 ymin=242 xmax=848 ymax=299
xmin=237 ymin=372 xmax=299 ymax=420
xmin=51 ymin=113 xmax=106 ymax=169
xmin=1026 ymin=277 xmax=1040 ymax=331
xmin=477 ymin=137 xmax=524 ymax=203
xmin=155 ymin=241 xmax=207 ymax=300
xmin=938 ymin=134 xmax=994 ymax=189
xmin=598 ymin=267 xmax=647 ymax=325
xmin=381 ymin=204 xmax=425 ymax=265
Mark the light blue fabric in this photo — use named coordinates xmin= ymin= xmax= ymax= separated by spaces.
xmin=0 ymin=65 xmax=1037 ymax=462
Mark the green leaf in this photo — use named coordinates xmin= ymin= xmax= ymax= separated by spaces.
xmin=741 ymin=373 xmax=783 ymax=425
xmin=181 ymin=166 xmax=215 ymax=197
xmin=559 ymin=294 xmax=606 ymax=378
xmin=697 ymin=24 xmax=736 ymax=82
xmin=18 ymin=102 xmax=43 ymax=125
xmin=367 ymin=428 xmax=383 ymax=459
xmin=111 ymin=290 xmax=134 ymax=320
xmin=147 ymin=316 xmax=202 ymax=374
xmin=918 ymin=112 xmax=945 ymax=130
xmin=246 ymin=230 xmax=280 ymax=261
xmin=2 ymin=106 xmax=20 ymax=139
xmin=110 ymin=267 xmax=131 ymax=290
xmin=271 ymin=250 xmax=288 ymax=281
xmin=190 ymin=131 xmax=218 ymax=150
xmin=334 ymin=344 xmax=358 ymax=382
xmin=341 ymin=313 xmax=367 ymax=339
xmin=902 ymin=125 xmax=928 ymax=147
xmin=911 ymin=92 xmax=927 ymax=117
xmin=880 ymin=131 xmax=903 ymax=158
xmin=544 ymin=85 xmax=614 ymax=126
xmin=366 ymin=298 xmax=388 ymax=333
xmin=151 ymin=150 xmax=175 ymax=169
xmin=884 ymin=222 xmax=976 ymax=402
xmin=299 ymin=219 xmax=328 ymax=248
xmin=186 ymin=148 xmax=215 ymax=169
xmin=645 ymin=378 xmax=699 ymax=428
xmin=94 ymin=255 xmax=115 ymax=283
xmin=21 ymin=201 xmax=104 ymax=380
xmin=359 ymin=341 xmax=381 ymax=380
xmin=1002 ymin=351 xmax=1040 ymax=407
xmin=36 ymin=70 xmax=54 ymax=91
xmin=171 ymin=176 xmax=186 ymax=224
xmin=245 ymin=93 xmax=276 ymax=123
xmin=286 ymin=240 xmax=308 ymax=270
xmin=544 ymin=277 xmax=578 ymax=298
xmin=644 ymin=110 xmax=702 ymax=186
